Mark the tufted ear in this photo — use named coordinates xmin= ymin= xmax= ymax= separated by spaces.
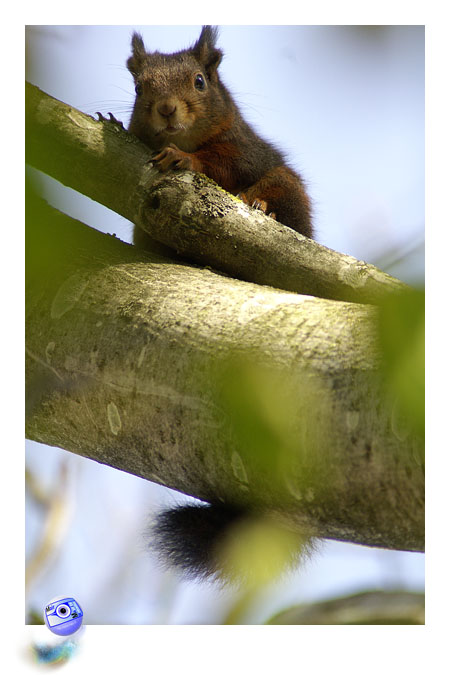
xmin=127 ymin=32 xmax=148 ymax=77
xmin=192 ymin=25 xmax=223 ymax=79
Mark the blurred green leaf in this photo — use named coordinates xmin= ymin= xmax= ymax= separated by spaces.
xmin=215 ymin=356 xmax=333 ymax=498
xmin=218 ymin=515 xmax=303 ymax=588
xmin=378 ymin=289 xmax=424 ymax=442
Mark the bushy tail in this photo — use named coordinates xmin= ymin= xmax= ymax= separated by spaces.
xmin=150 ymin=503 xmax=246 ymax=581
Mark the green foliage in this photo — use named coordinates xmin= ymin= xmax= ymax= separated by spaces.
xmin=377 ymin=289 xmax=425 ymax=445
xmin=217 ymin=515 xmax=302 ymax=588
xmin=215 ymin=355 xmax=333 ymax=500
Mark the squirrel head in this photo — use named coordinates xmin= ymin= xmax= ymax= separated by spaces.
xmin=127 ymin=26 xmax=223 ymax=82
xmin=127 ymin=26 xmax=231 ymax=152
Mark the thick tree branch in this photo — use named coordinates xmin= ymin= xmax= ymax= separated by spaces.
xmin=25 ymin=200 xmax=424 ymax=553
xmin=25 ymin=81 xmax=408 ymax=304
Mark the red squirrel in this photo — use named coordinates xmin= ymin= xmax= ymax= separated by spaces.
xmin=126 ymin=26 xmax=313 ymax=580
xmin=127 ymin=25 xmax=313 ymax=251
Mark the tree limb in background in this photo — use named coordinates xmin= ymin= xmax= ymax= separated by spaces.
xmin=266 ymin=590 xmax=425 ymax=625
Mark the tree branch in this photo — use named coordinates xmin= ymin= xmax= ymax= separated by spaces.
xmin=266 ymin=590 xmax=425 ymax=624
xmin=25 ymin=198 xmax=424 ymax=553
xmin=25 ymin=81 xmax=408 ymax=304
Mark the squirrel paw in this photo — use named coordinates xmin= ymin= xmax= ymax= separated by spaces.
xmin=237 ymin=193 xmax=277 ymax=220
xmin=152 ymin=143 xmax=196 ymax=172
xmin=96 ymin=112 xmax=124 ymax=129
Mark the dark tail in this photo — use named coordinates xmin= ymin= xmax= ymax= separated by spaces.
xmin=150 ymin=503 xmax=246 ymax=581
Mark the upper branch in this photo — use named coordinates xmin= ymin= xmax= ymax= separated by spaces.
xmin=25 ymin=81 xmax=409 ymax=304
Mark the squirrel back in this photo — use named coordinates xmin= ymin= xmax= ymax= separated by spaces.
xmin=127 ymin=26 xmax=313 ymax=241
xmin=127 ymin=27 xmax=313 ymax=580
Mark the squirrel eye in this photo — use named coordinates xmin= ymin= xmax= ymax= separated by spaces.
xmin=194 ymin=73 xmax=206 ymax=90
xmin=135 ymin=83 xmax=143 ymax=96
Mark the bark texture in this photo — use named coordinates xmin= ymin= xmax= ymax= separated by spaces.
xmin=25 ymin=203 xmax=424 ymax=553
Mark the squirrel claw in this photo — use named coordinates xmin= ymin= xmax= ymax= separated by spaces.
xmin=237 ymin=194 xmax=276 ymax=220
xmin=96 ymin=112 xmax=124 ymax=129
xmin=151 ymin=144 xmax=195 ymax=172
xmin=251 ymin=199 xmax=268 ymax=213
xmin=237 ymin=193 xmax=249 ymax=205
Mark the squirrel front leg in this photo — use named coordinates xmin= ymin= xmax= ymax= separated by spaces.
xmin=152 ymin=142 xmax=239 ymax=194
xmin=152 ymin=143 xmax=204 ymax=172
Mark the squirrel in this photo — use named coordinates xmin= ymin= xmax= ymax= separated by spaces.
xmin=127 ymin=25 xmax=313 ymax=250
xmin=126 ymin=26 xmax=313 ymax=580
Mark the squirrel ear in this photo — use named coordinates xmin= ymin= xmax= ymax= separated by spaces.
xmin=127 ymin=32 xmax=147 ymax=77
xmin=193 ymin=25 xmax=223 ymax=78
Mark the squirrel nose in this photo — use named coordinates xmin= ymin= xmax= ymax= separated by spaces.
xmin=157 ymin=102 xmax=177 ymax=118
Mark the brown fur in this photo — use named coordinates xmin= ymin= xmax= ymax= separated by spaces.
xmin=127 ymin=26 xmax=313 ymax=241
